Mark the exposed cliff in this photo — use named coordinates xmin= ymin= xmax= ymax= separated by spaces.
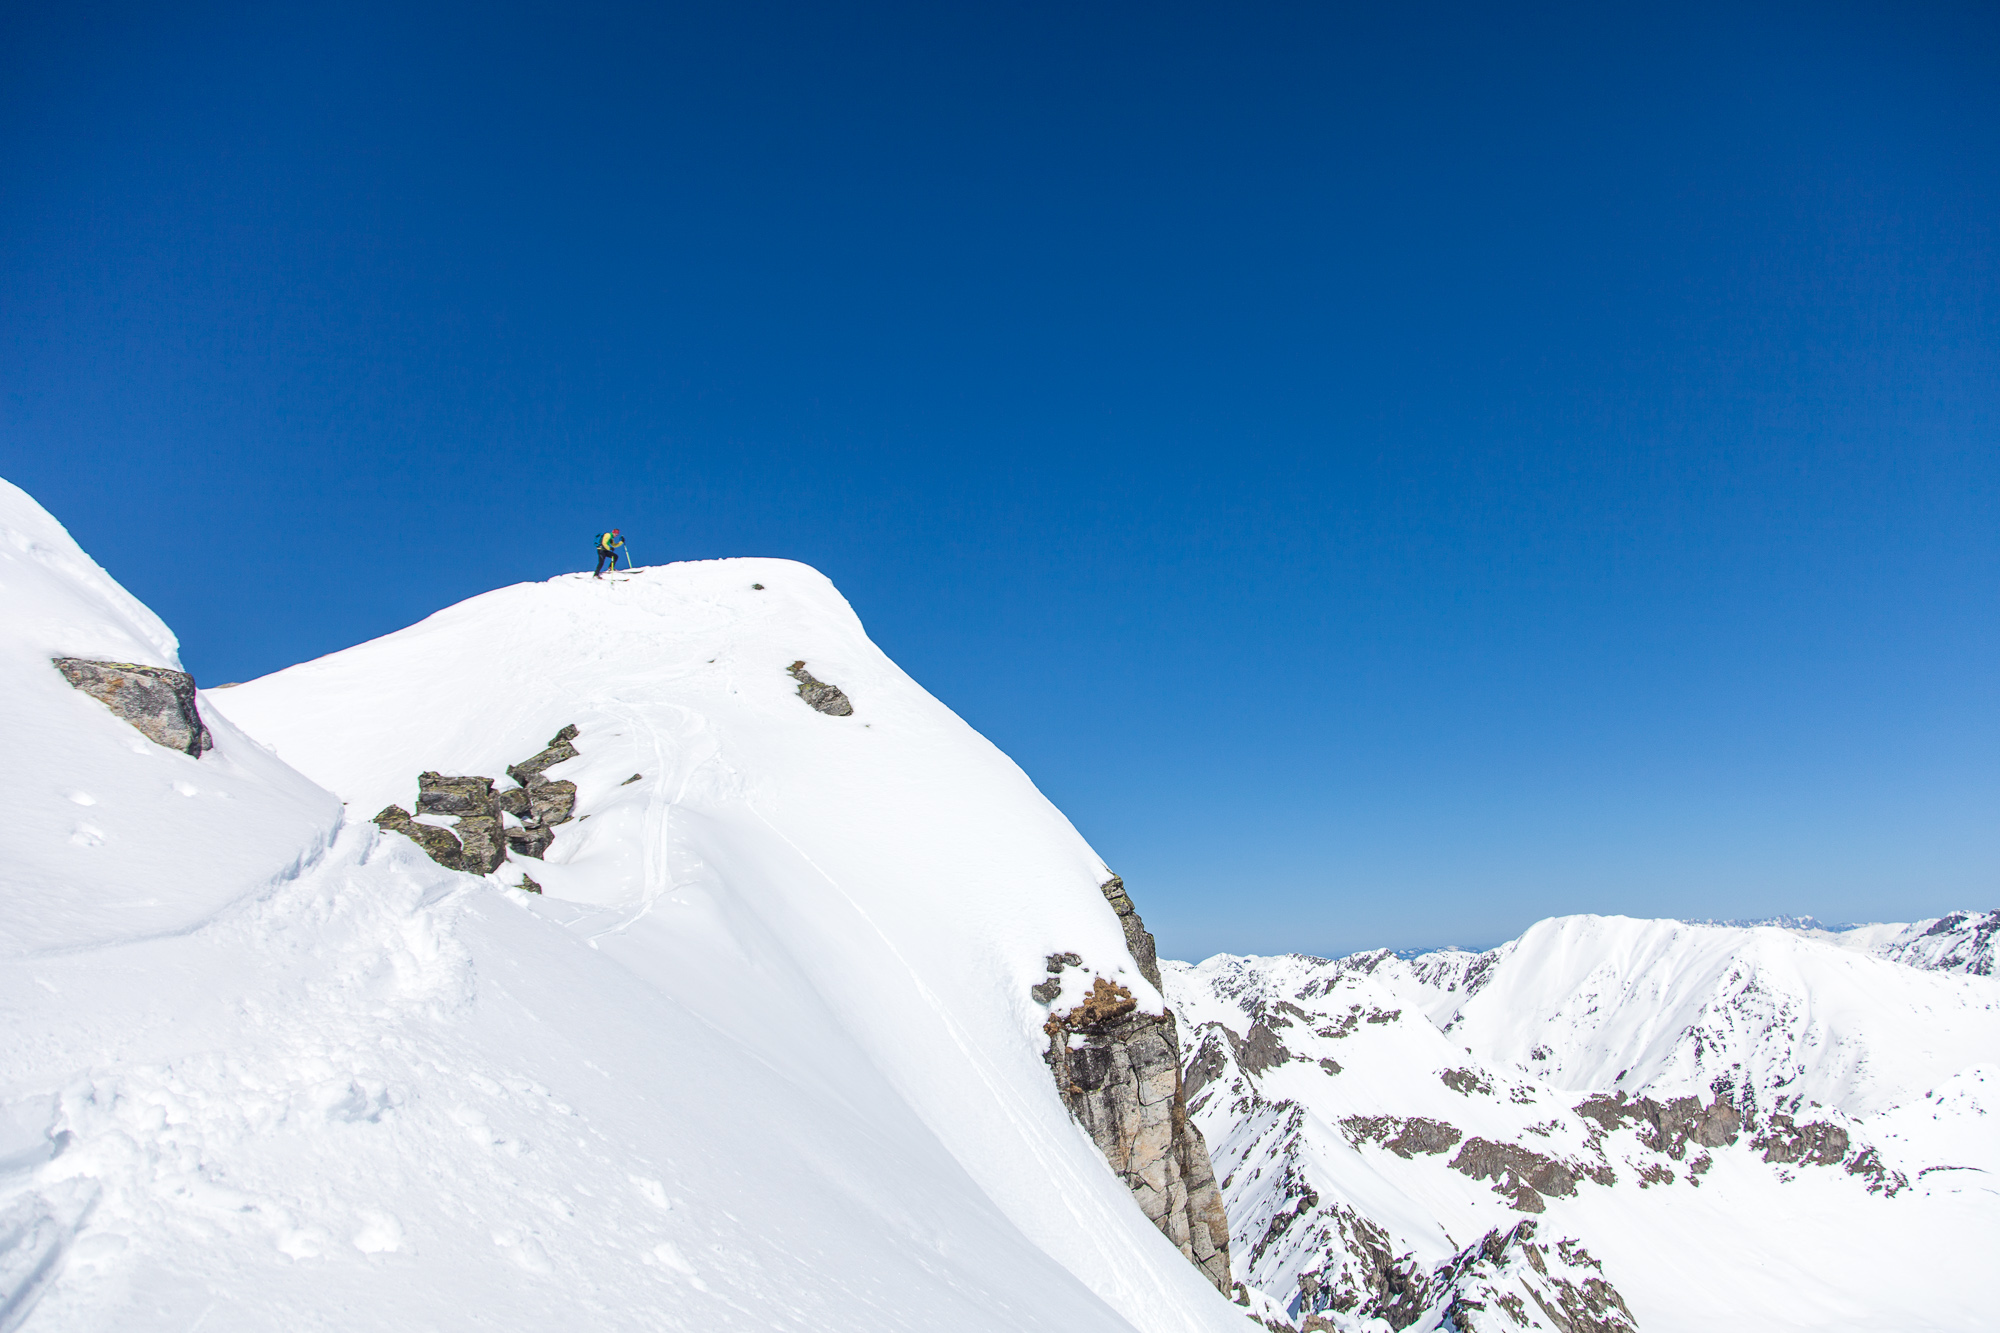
xmin=1039 ymin=877 xmax=1232 ymax=1293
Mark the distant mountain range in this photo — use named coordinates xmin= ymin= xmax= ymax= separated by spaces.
xmin=1166 ymin=910 xmax=1999 ymax=1330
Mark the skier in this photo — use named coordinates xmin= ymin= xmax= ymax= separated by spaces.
xmin=594 ymin=529 xmax=625 ymax=578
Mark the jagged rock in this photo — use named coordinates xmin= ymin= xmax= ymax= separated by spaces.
xmin=1440 ymin=1067 xmax=1494 ymax=1097
xmin=506 ymin=725 xmax=580 ymax=785
xmin=1342 ymin=1115 xmax=1464 ymax=1160
xmin=526 ymin=779 xmax=576 ymax=826
xmin=381 ymin=729 xmax=585 ymax=872
xmin=1041 ymin=880 xmax=1232 ymax=1294
xmin=787 ymin=660 xmax=853 ymax=716
xmin=1098 ymin=875 xmax=1161 ymax=989
xmin=416 ymin=773 xmax=506 ymax=873
xmin=1751 ymin=1113 xmax=1849 ymax=1166
xmin=1844 ymin=1146 xmax=1908 ymax=1195
xmin=621 ymin=772 xmax=642 ymax=785
xmin=1183 ymin=1032 xmax=1231 ymax=1108
xmin=516 ymin=872 xmax=543 ymax=894
xmin=372 ymin=805 xmax=467 ymax=868
xmin=1448 ymin=1139 xmax=1580 ymax=1213
xmin=53 ymin=658 xmax=213 ymax=756
xmin=1432 ymin=1220 xmax=1637 ymax=1333
xmin=1230 ymin=1022 xmax=1293 ymax=1075
xmin=506 ymin=824 xmax=556 ymax=859
xmin=1575 ymin=1090 xmax=1740 ymax=1157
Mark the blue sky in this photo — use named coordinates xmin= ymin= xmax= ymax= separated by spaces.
xmin=3 ymin=0 xmax=1995 ymax=957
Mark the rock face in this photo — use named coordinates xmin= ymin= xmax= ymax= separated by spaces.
xmin=372 ymin=726 xmax=580 ymax=878
xmin=786 ymin=660 xmax=853 ymax=716
xmin=54 ymin=658 xmax=212 ymax=756
xmin=1037 ymin=879 xmax=1232 ymax=1294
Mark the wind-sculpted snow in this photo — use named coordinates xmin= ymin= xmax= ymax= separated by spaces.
xmin=1 ymin=478 xmax=341 ymax=958
xmin=1167 ymin=923 xmax=2000 ymax=1331
xmin=1 ymin=478 xmax=1245 ymax=1333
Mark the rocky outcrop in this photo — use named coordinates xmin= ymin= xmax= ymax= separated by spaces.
xmin=417 ymin=773 xmax=509 ymax=873
xmin=1574 ymin=1090 xmax=1741 ymax=1156
xmin=1339 ymin=1115 xmax=1463 ymax=1159
xmin=1751 ymin=1113 xmax=1849 ymax=1167
xmin=1432 ymin=1220 xmax=1637 ymax=1333
xmin=1230 ymin=1023 xmax=1294 ymax=1076
xmin=373 ymin=726 xmax=581 ymax=879
xmin=502 ymin=726 xmax=580 ymax=859
xmin=1098 ymin=875 xmax=1161 ymax=988
xmin=787 ymin=661 xmax=853 ymax=716
xmin=53 ymin=658 xmax=212 ymax=756
xmin=1036 ymin=878 xmax=1232 ymax=1293
xmin=1448 ymin=1139 xmax=1580 ymax=1213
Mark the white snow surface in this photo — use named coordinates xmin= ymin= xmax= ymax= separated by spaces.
xmin=2 ymin=479 xmax=1245 ymax=1332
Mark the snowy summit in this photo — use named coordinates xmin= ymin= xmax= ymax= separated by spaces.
xmin=1 ymin=476 xmax=1238 ymax=1333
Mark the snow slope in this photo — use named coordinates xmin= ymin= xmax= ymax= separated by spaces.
xmin=1 ymin=478 xmax=1247 ymax=1332
xmin=1167 ymin=918 xmax=2000 ymax=1332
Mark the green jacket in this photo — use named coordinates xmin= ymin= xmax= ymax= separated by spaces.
xmin=598 ymin=532 xmax=623 ymax=553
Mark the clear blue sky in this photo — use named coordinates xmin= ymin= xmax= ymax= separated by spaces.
xmin=4 ymin=0 xmax=1995 ymax=957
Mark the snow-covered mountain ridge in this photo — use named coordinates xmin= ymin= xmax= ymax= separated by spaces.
xmin=1166 ymin=915 xmax=1999 ymax=1331
xmin=1 ymin=476 xmax=1245 ymax=1332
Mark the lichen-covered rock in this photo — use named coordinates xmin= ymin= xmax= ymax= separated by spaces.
xmin=53 ymin=658 xmax=213 ymax=756
xmin=786 ymin=660 xmax=854 ymax=716
xmin=416 ymin=773 xmax=506 ymax=873
xmin=505 ymin=824 xmax=555 ymax=859
xmin=1041 ymin=879 xmax=1232 ymax=1294
xmin=376 ymin=728 xmax=583 ymax=873
xmin=525 ymin=778 xmax=576 ymax=826
xmin=372 ymin=804 xmax=467 ymax=869
xmin=506 ymin=724 xmax=580 ymax=785
xmin=1098 ymin=875 xmax=1161 ymax=989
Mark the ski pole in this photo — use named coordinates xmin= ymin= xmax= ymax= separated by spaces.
xmin=622 ymin=544 xmax=635 ymax=570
